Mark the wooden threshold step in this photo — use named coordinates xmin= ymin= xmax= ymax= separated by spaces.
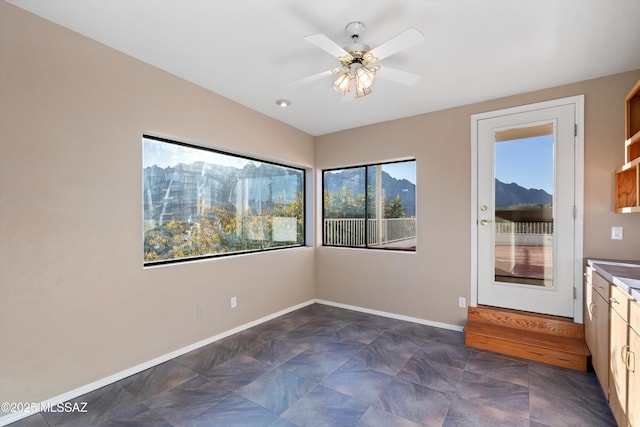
xmin=464 ymin=306 xmax=590 ymax=372
xmin=467 ymin=305 xmax=584 ymax=339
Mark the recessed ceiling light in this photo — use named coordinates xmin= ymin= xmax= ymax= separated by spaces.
xmin=275 ymin=99 xmax=291 ymax=108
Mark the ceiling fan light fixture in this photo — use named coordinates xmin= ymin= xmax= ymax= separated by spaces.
xmin=363 ymin=52 xmax=378 ymax=63
xmin=355 ymin=66 xmax=375 ymax=89
xmin=355 ymin=85 xmax=372 ymax=98
xmin=332 ymin=72 xmax=352 ymax=95
xmin=300 ymin=21 xmax=424 ymax=100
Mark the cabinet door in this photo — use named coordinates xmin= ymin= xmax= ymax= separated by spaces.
xmin=593 ymin=291 xmax=609 ymax=394
xmin=610 ymin=307 xmax=629 ymax=427
xmin=585 ymin=275 xmax=596 ymax=351
xmin=628 ymin=327 xmax=638 ymax=427
xmin=629 ymin=299 xmax=640 ymax=427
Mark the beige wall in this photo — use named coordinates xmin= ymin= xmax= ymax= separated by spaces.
xmin=315 ymin=70 xmax=640 ymax=327
xmin=2 ymin=0 xmax=639 ymax=413
xmin=0 ymin=2 xmax=315 ymax=406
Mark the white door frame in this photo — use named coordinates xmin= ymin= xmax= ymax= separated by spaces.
xmin=470 ymin=95 xmax=584 ymax=323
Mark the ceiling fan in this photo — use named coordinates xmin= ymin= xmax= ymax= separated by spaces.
xmin=292 ymin=21 xmax=425 ymax=99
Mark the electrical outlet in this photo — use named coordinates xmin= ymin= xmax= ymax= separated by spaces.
xmin=611 ymin=226 xmax=623 ymax=240
xmin=230 ymin=296 xmax=237 ymax=309
xmin=458 ymin=297 xmax=466 ymax=308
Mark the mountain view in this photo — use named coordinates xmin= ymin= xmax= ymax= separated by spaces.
xmin=145 ymin=164 xmax=547 ymax=224
xmin=144 ymin=161 xmax=302 ymax=228
xmin=323 ymin=172 xmax=550 ymax=215
xmin=323 ymin=169 xmax=416 ymax=217
xmin=495 ymin=179 xmax=552 ymax=208
xmin=143 ymin=160 xmax=305 ymax=262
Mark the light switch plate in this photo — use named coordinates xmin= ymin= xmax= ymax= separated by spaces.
xmin=611 ymin=226 xmax=623 ymax=240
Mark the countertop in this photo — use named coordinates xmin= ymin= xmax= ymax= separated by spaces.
xmin=587 ymin=259 xmax=640 ymax=300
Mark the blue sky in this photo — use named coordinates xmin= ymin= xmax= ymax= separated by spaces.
xmin=495 ymin=135 xmax=554 ymax=195
xmin=383 ymin=161 xmax=416 ymax=184
xmin=143 ymin=138 xmax=249 ymax=169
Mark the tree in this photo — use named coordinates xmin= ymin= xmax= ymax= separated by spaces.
xmin=324 ymin=186 xmax=365 ymax=218
xmin=144 ymin=205 xmax=237 ymax=261
xmin=385 ymin=196 xmax=406 ymax=218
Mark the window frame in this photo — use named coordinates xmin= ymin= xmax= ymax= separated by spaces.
xmin=143 ymin=134 xmax=306 ymax=266
xmin=322 ymin=159 xmax=416 ymax=252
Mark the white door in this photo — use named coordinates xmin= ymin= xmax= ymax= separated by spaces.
xmin=472 ymin=97 xmax=583 ymax=318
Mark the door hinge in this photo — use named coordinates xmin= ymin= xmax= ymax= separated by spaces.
xmin=574 ymin=123 xmax=577 ymax=137
xmin=573 ymin=205 xmax=577 ymax=219
xmin=573 ymin=287 xmax=577 ymax=299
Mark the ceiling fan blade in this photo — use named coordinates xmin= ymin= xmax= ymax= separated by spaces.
xmin=368 ymin=28 xmax=424 ymax=61
xmin=289 ymin=69 xmax=335 ymax=87
xmin=375 ymin=66 xmax=421 ymax=86
xmin=304 ymin=34 xmax=351 ymax=59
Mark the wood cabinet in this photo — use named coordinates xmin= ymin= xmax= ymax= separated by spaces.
xmin=615 ymin=80 xmax=640 ymax=213
xmin=609 ymin=284 xmax=636 ymax=427
xmin=628 ymin=299 xmax=639 ymax=427
xmin=585 ymin=265 xmax=639 ymax=426
xmin=585 ymin=267 xmax=610 ymax=395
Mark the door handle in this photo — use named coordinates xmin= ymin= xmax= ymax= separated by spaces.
xmin=621 ymin=345 xmax=630 ymax=364
xmin=627 ymin=349 xmax=635 ymax=373
xmin=480 ymin=219 xmax=492 ymax=226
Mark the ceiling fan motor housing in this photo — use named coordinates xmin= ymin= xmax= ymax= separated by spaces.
xmin=345 ymin=21 xmax=366 ymax=37
xmin=344 ymin=21 xmax=370 ymax=57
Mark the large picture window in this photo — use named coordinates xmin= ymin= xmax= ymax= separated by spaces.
xmin=323 ymin=160 xmax=416 ymax=251
xmin=143 ymin=135 xmax=305 ymax=265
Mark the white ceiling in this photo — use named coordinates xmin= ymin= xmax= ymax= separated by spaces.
xmin=8 ymin=0 xmax=640 ymax=136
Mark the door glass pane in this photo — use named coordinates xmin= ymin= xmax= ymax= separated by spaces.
xmin=494 ymin=125 xmax=554 ymax=287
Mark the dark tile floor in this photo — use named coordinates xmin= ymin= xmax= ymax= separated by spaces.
xmin=9 ymin=303 xmax=616 ymax=426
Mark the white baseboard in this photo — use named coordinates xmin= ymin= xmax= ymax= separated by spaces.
xmin=315 ymin=299 xmax=464 ymax=332
xmin=0 ymin=299 xmax=316 ymax=427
